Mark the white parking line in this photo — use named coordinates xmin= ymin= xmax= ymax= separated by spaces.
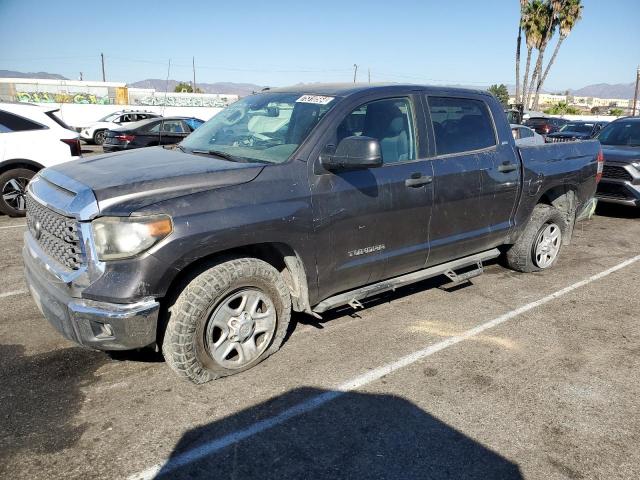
xmin=0 ymin=224 xmax=26 ymax=230
xmin=0 ymin=289 xmax=28 ymax=299
xmin=129 ymin=253 xmax=640 ymax=480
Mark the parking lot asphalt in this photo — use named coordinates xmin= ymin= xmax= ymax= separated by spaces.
xmin=1 ymin=204 xmax=639 ymax=480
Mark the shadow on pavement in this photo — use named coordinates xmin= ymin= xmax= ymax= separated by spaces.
xmin=155 ymin=387 xmax=522 ymax=479
xmin=595 ymin=202 xmax=640 ymax=219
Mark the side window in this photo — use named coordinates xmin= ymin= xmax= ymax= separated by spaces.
xmin=520 ymin=127 xmax=534 ymax=138
xmin=184 ymin=118 xmax=203 ymax=131
xmin=428 ymin=96 xmax=496 ymax=155
xmin=511 ymin=127 xmax=520 ymax=140
xmin=337 ymin=97 xmax=416 ymax=164
xmin=0 ymin=111 xmax=46 ymax=132
xmin=161 ymin=120 xmax=186 ymax=133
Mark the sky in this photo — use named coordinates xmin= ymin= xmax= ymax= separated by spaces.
xmin=0 ymin=0 xmax=638 ymax=90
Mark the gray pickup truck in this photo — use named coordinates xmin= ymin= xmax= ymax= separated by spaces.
xmin=23 ymin=84 xmax=602 ymax=383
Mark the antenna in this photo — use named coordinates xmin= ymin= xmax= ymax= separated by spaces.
xmin=353 ymin=64 xmax=358 ymax=83
xmin=159 ymin=59 xmax=171 ymax=146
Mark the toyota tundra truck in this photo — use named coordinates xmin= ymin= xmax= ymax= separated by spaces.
xmin=23 ymin=84 xmax=602 ymax=383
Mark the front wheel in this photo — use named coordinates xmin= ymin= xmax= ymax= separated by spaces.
xmin=93 ymin=129 xmax=106 ymax=145
xmin=0 ymin=168 xmax=35 ymax=217
xmin=505 ymin=204 xmax=567 ymax=273
xmin=162 ymin=258 xmax=291 ymax=384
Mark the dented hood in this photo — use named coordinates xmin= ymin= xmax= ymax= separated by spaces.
xmin=49 ymin=146 xmax=264 ymax=214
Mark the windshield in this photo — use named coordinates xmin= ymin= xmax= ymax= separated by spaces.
xmin=98 ymin=112 xmax=119 ymax=122
xmin=597 ymin=121 xmax=640 ymax=146
xmin=559 ymin=123 xmax=593 ymax=134
xmin=180 ymin=92 xmax=336 ymax=163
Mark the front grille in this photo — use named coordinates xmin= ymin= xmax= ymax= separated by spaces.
xmin=602 ymin=165 xmax=632 ymax=181
xmin=26 ymin=195 xmax=84 ymax=270
xmin=597 ymin=183 xmax=633 ymax=200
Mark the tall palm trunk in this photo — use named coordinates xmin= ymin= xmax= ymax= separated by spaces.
xmin=528 ymin=44 xmax=548 ymax=110
xmin=533 ymin=36 xmax=565 ymax=107
xmin=521 ymin=46 xmax=533 ymax=109
xmin=515 ymin=25 xmax=523 ymax=104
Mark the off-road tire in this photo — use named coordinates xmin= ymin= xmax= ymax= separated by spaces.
xmin=0 ymin=168 xmax=35 ymax=217
xmin=93 ymin=129 xmax=106 ymax=145
xmin=505 ymin=204 xmax=567 ymax=273
xmin=162 ymin=258 xmax=291 ymax=384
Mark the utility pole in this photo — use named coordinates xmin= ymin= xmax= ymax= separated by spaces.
xmin=192 ymin=56 xmax=197 ymax=93
xmin=100 ymin=53 xmax=106 ymax=82
xmin=353 ymin=64 xmax=358 ymax=83
xmin=79 ymin=72 xmax=83 ymax=81
xmin=633 ymin=65 xmax=640 ymax=117
xmin=368 ymin=68 xmax=371 ymax=84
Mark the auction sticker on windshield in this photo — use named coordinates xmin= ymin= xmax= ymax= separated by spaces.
xmin=296 ymin=95 xmax=334 ymax=105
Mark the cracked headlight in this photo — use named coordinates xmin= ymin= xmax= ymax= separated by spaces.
xmin=91 ymin=215 xmax=173 ymax=261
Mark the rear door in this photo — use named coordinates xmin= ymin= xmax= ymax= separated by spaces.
xmin=312 ymin=94 xmax=432 ymax=300
xmin=424 ymin=94 xmax=514 ymax=266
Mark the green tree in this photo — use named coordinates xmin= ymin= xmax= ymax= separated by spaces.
xmin=609 ymin=108 xmax=624 ymax=116
xmin=543 ymin=101 xmax=580 ymax=115
xmin=525 ymin=0 xmax=556 ymax=110
xmin=488 ymin=84 xmax=510 ymax=107
xmin=174 ymin=82 xmax=203 ymax=93
xmin=521 ymin=0 xmax=547 ymax=109
xmin=590 ymin=106 xmax=601 ymax=115
xmin=533 ymin=0 xmax=583 ymax=109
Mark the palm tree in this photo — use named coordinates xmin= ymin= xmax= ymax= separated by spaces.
xmin=532 ymin=0 xmax=583 ymax=109
xmin=522 ymin=0 xmax=550 ymax=109
xmin=515 ymin=0 xmax=529 ymax=104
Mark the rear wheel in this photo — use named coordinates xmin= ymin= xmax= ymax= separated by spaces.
xmin=93 ymin=129 xmax=106 ymax=145
xmin=505 ymin=204 xmax=566 ymax=273
xmin=162 ymin=258 xmax=291 ymax=384
xmin=0 ymin=168 xmax=35 ymax=217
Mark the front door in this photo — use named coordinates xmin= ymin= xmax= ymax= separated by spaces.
xmin=312 ymin=95 xmax=432 ymax=301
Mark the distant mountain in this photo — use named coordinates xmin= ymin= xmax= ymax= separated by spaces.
xmin=0 ymin=69 xmax=68 ymax=80
xmin=128 ymin=79 xmax=263 ymax=96
xmin=570 ymin=82 xmax=636 ymax=99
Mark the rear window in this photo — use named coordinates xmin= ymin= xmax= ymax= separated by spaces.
xmin=428 ymin=97 xmax=496 ymax=155
xmin=559 ymin=123 xmax=593 ymax=134
xmin=0 ymin=110 xmax=46 ymax=132
xmin=525 ymin=118 xmax=548 ymax=126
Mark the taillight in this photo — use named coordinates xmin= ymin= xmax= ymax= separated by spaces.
xmin=115 ymin=134 xmax=135 ymax=142
xmin=596 ymin=148 xmax=604 ymax=183
xmin=61 ymin=138 xmax=81 ymax=157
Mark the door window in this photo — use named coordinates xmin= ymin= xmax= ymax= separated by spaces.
xmin=428 ymin=97 xmax=496 ymax=155
xmin=160 ymin=120 xmax=186 ymax=133
xmin=337 ymin=98 xmax=416 ymax=164
xmin=519 ymin=127 xmax=534 ymax=138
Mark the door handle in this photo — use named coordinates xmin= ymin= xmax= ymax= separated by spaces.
xmin=498 ymin=163 xmax=518 ymax=173
xmin=405 ymin=174 xmax=433 ymax=188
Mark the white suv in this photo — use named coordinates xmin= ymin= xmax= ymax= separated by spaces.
xmin=0 ymin=103 xmax=81 ymax=216
xmin=79 ymin=110 xmax=160 ymax=145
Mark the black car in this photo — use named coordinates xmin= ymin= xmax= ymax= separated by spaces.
xmin=524 ymin=116 xmax=569 ymax=135
xmin=546 ymin=121 xmax=608 ymax=143
xmin=103 ymin=116 xmax=205 ymax=152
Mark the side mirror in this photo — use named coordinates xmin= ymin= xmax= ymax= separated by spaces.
xmin=321 ymin=136 xmax=383 ymax=170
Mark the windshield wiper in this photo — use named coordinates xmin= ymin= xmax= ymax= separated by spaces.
xmin=191 ymin=149 xmax=242 ymax=162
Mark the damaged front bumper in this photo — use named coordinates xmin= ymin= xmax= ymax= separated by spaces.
xmin=24 ymin=238 xmax=159 ymax=350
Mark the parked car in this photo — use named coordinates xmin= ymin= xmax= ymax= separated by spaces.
xmin=546 ymin=121 xmax=608 ymax=143
xmin=524 ymin=116 xmax=569 ymax=135
xmin=23 ymin=84 xmax=601 ymax=383
xmin=102 ymin=116 xmax=205 ymax=152
xmin=594 ymin=117 xmax=640 ymax=206
xmin=511 ymin=124 xmax=545 ymax=146
xmin=79 ymin=110 xmax=160 ymax=145
xmin=0 ymin=102 xmax=80 ymax=216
